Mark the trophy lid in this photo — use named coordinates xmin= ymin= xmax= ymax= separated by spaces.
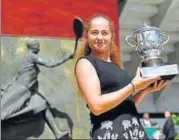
xmin=135 ymin=22 xmax=160 ymax=33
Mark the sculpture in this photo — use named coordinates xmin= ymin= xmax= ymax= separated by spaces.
xmin=1 ymin=39 xmax=74 ymax=139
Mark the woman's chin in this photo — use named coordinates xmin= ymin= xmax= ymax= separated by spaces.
xmin=95 ymin=46 xmax=107 ymax=52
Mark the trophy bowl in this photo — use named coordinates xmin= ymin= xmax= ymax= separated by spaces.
xmin=125 ymin=23 xmax=178 ymax=80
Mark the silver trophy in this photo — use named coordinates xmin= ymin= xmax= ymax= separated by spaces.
xmin=125 ymin=22 xmax=178 ymax=80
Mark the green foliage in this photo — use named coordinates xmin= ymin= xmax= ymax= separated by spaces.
xmin=172 ymin=113 xmax=179 ymax=125
xmin=175 ymin=134 xmax=179 ymax=140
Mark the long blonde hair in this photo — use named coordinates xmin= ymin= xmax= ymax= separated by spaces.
xmin=73 ymin=13 xmax=121 ymax=97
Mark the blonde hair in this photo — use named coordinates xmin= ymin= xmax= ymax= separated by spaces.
xmin=73 ymin=13 xmax=121 ymax=97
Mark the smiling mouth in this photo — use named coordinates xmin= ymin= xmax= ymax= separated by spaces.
xmin=96 ymin=43 xmax=104 ymax=47
xmin=97 ymin=42 xmax=103 ymax=45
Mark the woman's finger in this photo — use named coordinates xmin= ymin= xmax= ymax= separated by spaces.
xmin=161 ymin=80 xmax=169 ymax=88
xmin=144 ymin=76 xmax=161 ymax=84
xmin=157 ymin=80 xmax=169 ymax=90
xmin=154 ymin=81 xmax=158 ymax=89
xmin=158 ymin=80 xmax=165 ymax=87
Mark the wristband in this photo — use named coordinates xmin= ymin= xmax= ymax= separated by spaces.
xmin=130 ymin=82 xmax=136 ymax=93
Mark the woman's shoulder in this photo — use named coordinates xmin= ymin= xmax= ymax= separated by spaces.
xmin=76 ymin=55 xmax=96 ymax=66
xmin=77 ymin=55 xmax=94 ymax=62
xmin=75 ymin=55 xmax=97 ymax=72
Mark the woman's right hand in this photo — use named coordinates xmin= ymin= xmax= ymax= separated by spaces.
xmin=131 ymin=67 xmax=161 ymax=91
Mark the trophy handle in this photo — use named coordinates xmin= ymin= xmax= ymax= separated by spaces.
xmin=125 ymin=34 xmax=136 ymax=48
xmin=160 ymin=32 xmax=170 ymax=45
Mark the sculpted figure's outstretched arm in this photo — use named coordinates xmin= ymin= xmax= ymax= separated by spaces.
xmin=36 ymin=54 xmax=74 ymax=68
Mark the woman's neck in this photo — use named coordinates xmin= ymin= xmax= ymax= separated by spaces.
xmin=91 ymin=51 xmax=111 ymax=62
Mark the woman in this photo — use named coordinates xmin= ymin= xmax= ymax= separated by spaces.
xmin=74 ymin=14 xmax=168 ymax=139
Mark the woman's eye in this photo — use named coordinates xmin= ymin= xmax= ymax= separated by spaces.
xmin=102 ymin=32 xmax=108 ymax=36
xmin=91 ymin=31 xmax=98 ymax=35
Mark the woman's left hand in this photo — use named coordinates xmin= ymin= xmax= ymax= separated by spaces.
xmin=142 ymin=80 xmax=169 ymax=94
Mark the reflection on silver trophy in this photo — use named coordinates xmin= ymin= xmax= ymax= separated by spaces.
xmin=125 ymin=22 xmax=178 ymax=80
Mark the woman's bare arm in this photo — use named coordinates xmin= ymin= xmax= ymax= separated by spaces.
xmin=133 ymin=90 xmax=148 ymax=105
xmin=76 ymin=59 xmax=136 ymax=115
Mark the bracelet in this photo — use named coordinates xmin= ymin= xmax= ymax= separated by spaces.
xmin=130 ymin=82 xmax=136 ymax=93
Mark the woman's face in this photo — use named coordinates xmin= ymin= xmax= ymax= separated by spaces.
xmin=87 ymin=17 xmax=113 ymax=53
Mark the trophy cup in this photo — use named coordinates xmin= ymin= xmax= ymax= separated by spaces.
xmin=125 ymin=22 xmax=178 ymax=80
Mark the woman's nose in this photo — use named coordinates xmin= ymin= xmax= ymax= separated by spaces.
xmin=96 ymin=33 xmax=103 ymax=40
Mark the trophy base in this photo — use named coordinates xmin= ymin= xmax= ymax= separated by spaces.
xmin=140 ymin=64 xmax=179 ymax=80
xmin=141 ymin=58 xmax=163 ymax=67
